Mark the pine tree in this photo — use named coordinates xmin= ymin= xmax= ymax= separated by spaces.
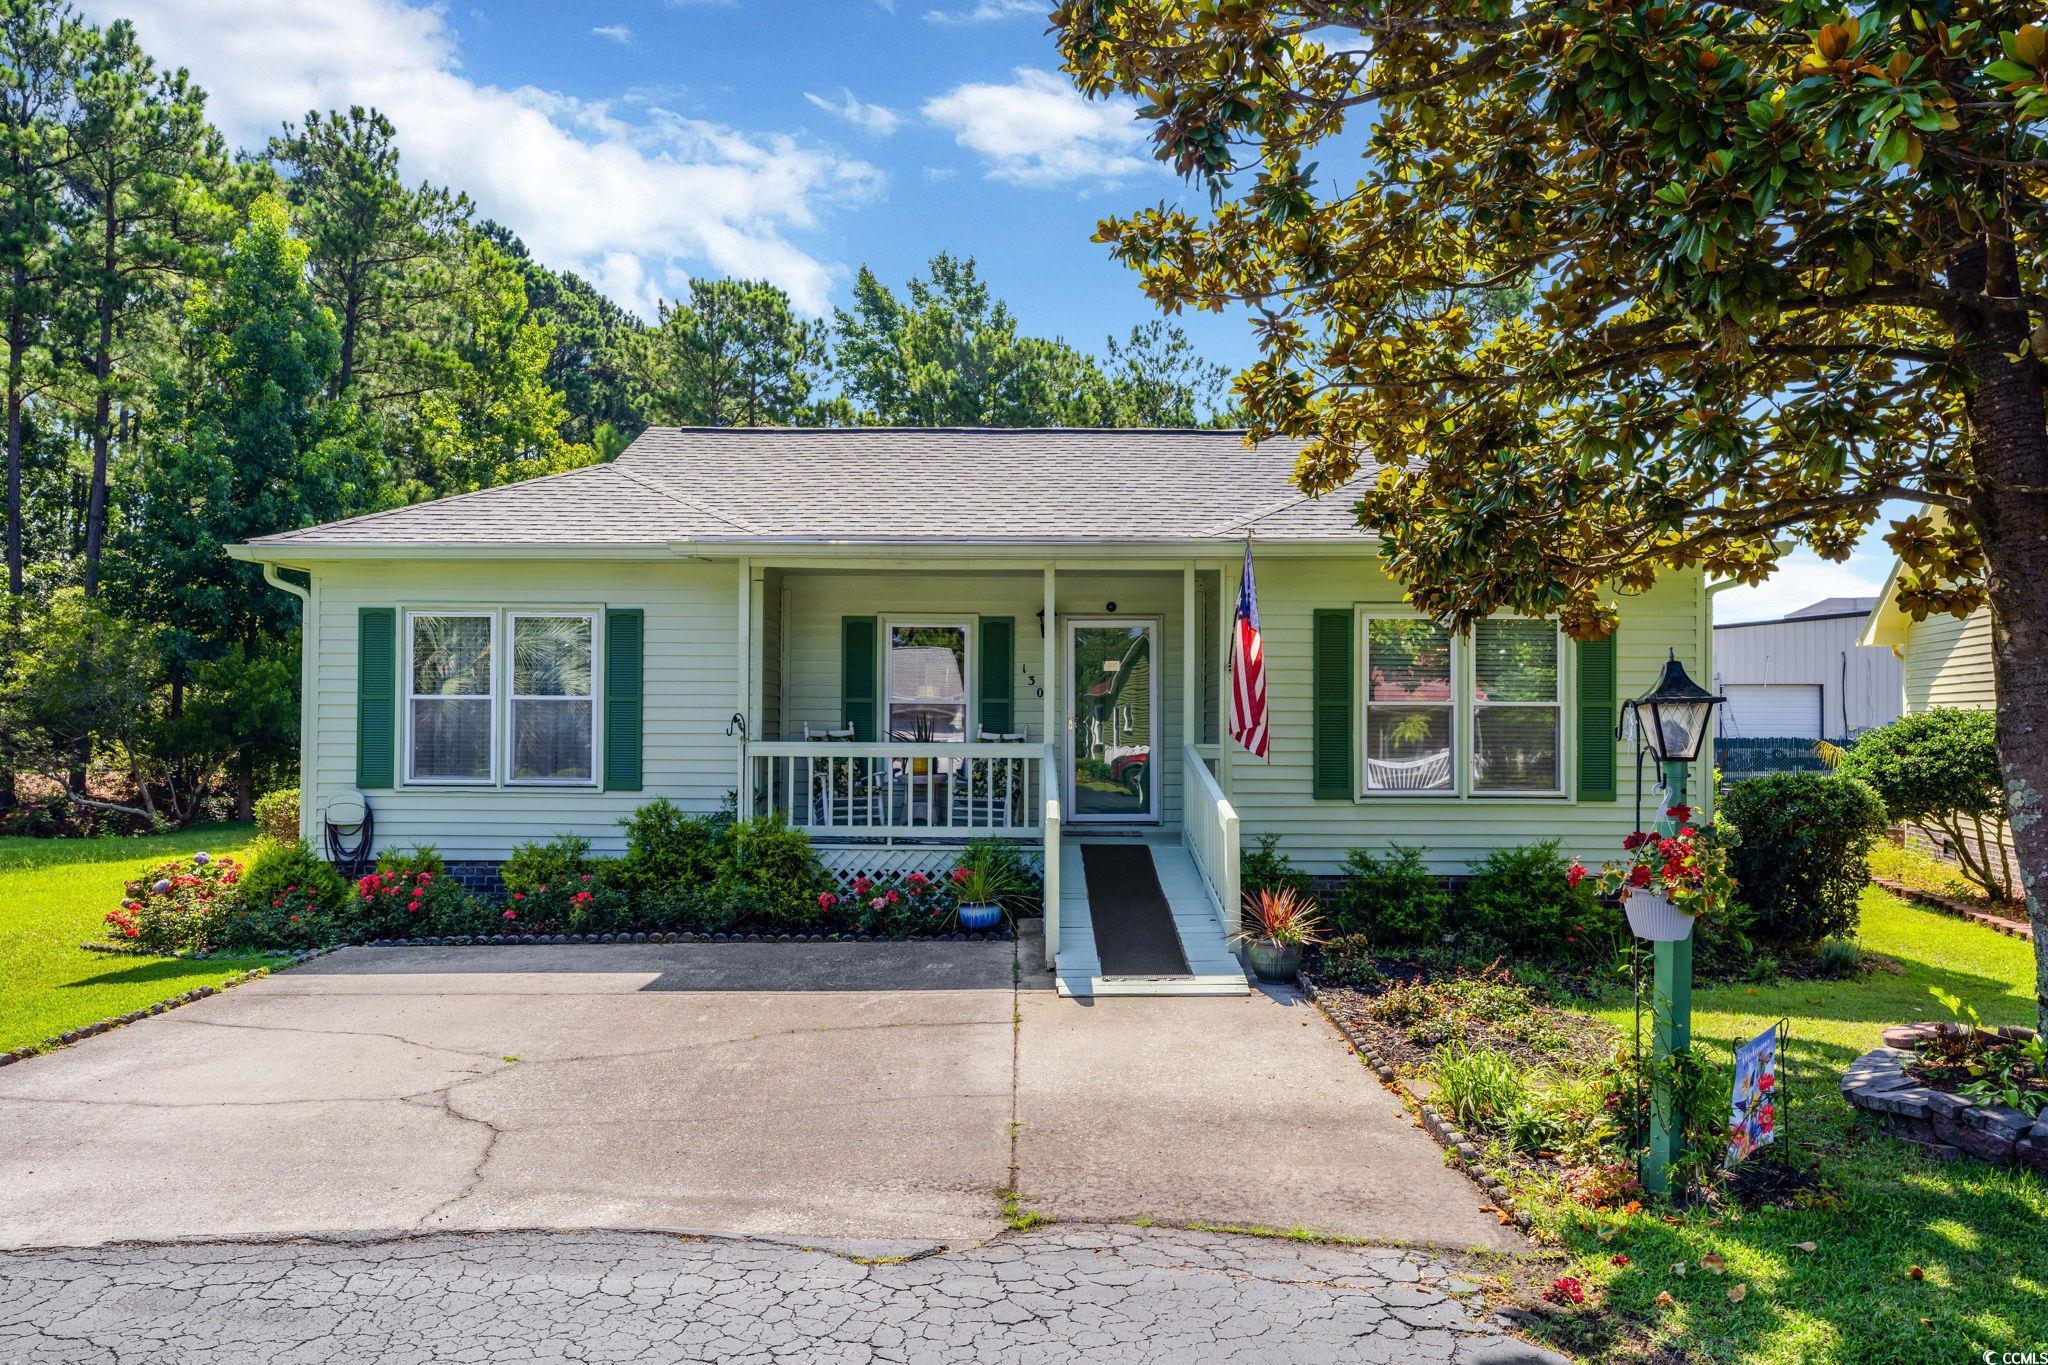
xmin=622 ymin=277 xmax=826 ymax=427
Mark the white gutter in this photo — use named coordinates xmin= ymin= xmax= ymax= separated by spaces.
xmin=261 ymin=564 xmax=316 ymax=843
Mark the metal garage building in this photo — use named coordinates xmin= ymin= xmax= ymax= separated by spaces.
xmin=1713 ymin=597 xmax=1901 ymax=742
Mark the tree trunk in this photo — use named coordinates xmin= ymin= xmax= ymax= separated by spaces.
xmin=81 ymin=297 xmax=112 ymax=596
xmin=5 ymin=275 xmax=25 ymax=598
xmin=1957 ymin=242 xmax=2048 ymax=1035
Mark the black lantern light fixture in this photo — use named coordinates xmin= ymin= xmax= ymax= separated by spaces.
xmin=1625 ymin=650 xmax=1726 ymax=764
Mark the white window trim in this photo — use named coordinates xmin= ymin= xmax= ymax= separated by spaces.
xmin=882 ymin=616 xmax=974 ymax=742
xmin=505 ymin=610 xmax=603 ymax=789
xmin=1469 ymin=615 xmax=1569 ymax=799
xmin=1358 ymin=608 xmax=1460 ymax=799
xmin=403 ymin=610 xmax=499 ymax=788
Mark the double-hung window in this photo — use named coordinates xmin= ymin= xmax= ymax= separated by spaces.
xmin=1361 ymin=618 xmax=1455 ymax=793
xmin=1472 ymin=618 xmax=1563 ymax=794
xmin=403 ymin=610 xmax=599 ymax=786
xmin=885 ymin=622 xmax=970 ymax=742
xmin=408 ymin=613 xmax=496 ymax=783
xmin=510 ymin=613 xmax=596 ymax=783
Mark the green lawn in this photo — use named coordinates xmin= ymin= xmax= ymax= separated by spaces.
xmin=1535 ymin=888 xmax=2046 ymax=1363
xmin=0 ymin=824 xmax=284 ymax=1052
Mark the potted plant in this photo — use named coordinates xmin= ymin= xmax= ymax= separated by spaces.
xmin=949 ymin=840 xmax=1030 ymax=931
xmin=1569 ymin=805 xmax=1733 ymax=942
xmin=1231 ymin=887 xmax=1324 ymax=983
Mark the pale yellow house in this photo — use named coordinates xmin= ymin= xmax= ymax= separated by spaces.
xmin=231 ymin=428 xmax=1711 ymax=995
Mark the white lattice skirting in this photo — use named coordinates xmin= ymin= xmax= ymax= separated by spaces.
xmin=815 ymin=843 xmax=1044 ymax=895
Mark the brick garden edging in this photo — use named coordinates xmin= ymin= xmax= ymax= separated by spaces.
xmin=1841 ymin=1031 xmax=2048 ymax=1173
xmin=0 ymin=948 xmax=337 ymax=1069
xmin=1871 ymin=878 xmax=2033 ymax=942
xmin=1300 ymin=974 xmax=1531 ymax=1231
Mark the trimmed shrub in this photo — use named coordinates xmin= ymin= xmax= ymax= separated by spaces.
xmin=230 ymin=840 xmax=348 ymax=948
xmin=1328 ymin=844 xmax=1450 ymax=944
xmin=343 ymin=859 xmax=479 ymax=939
xmin=1460 ymin=839 xmax=1613 ymax=954
xmin=376 ymin=843 xmax=448 ymax=879
xmin=252 ymin=788 xmax=299 ymax=843
xmin=501 ymin=834 xmax=595 ymax=898
xmin=1316 ymin=933 xmax=1385 ymax=988
xmin=713 ymin=814 xmax=831 ymax=930
xmin=111 ymin=850 xmax=247 ymax=954
xmin=1834 ymin=709 xmax=2010 ymax=900
xmin=615 ymin=798 xmax=728 ymax=902
xmin=1240 ymin=833 xmax=1311 ymax=898
xmin=1720 ymin=772 xmax=1888 ymax=948
xmin=509 ymin=877 xmax=632 ymax=935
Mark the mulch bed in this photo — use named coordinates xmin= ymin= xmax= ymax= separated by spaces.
xmin=1312 ymin=972 xmax=1622 ymax=1078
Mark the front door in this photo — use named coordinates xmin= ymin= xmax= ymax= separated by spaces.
xmin=1066 ymin=619 xmax=1159 ymax=822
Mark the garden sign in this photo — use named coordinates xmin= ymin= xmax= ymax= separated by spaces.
xmin=1727 ymin=1022 xmax=1783 ymax=1166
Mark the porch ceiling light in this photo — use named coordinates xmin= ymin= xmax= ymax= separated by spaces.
xmin=1627 ymin=651 xmax=1725 ymax=764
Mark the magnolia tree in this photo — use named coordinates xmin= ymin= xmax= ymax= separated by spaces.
xmin=1056 ymin=0 xmax=2048 ymax=1028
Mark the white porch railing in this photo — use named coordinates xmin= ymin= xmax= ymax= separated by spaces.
xmin=1182 ymin=744 xmax=1240 ymax=939
xmin=748 ymin=740 xmax=1048 ymax=839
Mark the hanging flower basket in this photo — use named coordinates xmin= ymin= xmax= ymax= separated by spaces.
xmin=1623 ymin=888 xmax=1695 ymax=942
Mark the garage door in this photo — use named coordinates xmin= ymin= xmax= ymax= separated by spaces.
xmin=1722 ymin=684 xmax=1823 ymax=739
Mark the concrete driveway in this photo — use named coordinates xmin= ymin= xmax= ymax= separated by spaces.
xmin=0 ymin=929 xmax=1518 ymax=1252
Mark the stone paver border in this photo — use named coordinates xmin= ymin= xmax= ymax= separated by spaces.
xmin=1841 ymin=1033 xmax=2048 ymax=1172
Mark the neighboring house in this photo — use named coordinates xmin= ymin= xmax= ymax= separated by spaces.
xmin=1712 ymin=597 xmax=1901 ymax=778
xmin=230 ymin=428 xmax=1713 ymax=995
xmin=1860 ymin=566 xmax=2017 ymax=889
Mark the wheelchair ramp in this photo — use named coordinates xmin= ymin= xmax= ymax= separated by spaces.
xmin=1055 ymin=839 xmax=1247 ymax=998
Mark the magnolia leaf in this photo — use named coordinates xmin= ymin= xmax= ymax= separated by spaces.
xmin=1701 ymin=1253 xmax=1727 ymax=1274
xmin=1728 ymin=1283 xmax=1748 ymax=1303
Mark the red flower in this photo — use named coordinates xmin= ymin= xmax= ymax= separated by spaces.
xmin=853 ymin=876 xmax=873 ymax=895
xmin=1611 ymin=1254 xmax=1629 ymax=1267
xmin=1544 ymin=1276 xmax=1586 ymax=1306
xmin=408 ymin=900 xmax=422 ymax=913
xmin=1758 ymin=1073 xmax=1775 ymax=1093
xmin=1627 ymin=864 xmax=1652 ymax=889
xmin=1621 ymin=830 xmax=1650 ymax=851
xmin=1666 ymin=803 xmax=1692 ymax=825
xmin=513 ymin=892 xmax=524 ymax=901
xmin=1566 ymin=863 xmax=1588 ymax=888
xmin=504 ymin=909 xmax=518 ymax=921
xmin=289 ymin=915 xmax=300 ymax=923
xmin=818 ymin=892 xmax=839 ymax=910
xmin=885 ymin=890 xmax=902 ymax=905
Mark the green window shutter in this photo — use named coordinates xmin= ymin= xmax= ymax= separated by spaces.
xmin=604 ymin=609 xmax=645 ymax=792
xmin=356 ymin=607 xmax=396 ymax=789
xmin=979 ymin=617 xmax=1014 ymax=735
xmin=1311 ymin=609 xmax=1354 ymax=800
xmin=842 ymin=616 xmax=878 ymax=741
xmin=1575 ymin=632 xmax=1618 ymax=802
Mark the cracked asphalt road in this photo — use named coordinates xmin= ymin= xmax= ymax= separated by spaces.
xmin=0 ymin=1226 xmax=1565 ymax=1364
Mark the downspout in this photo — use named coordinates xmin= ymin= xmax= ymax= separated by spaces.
xmin=261 ymin=563 xmax=314 ymax=842
xmin=1701 ymin=576 xmax=1742 ymax=822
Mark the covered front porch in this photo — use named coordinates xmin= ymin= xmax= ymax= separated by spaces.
xmin=728 ymin=556 xmax=1246 ymax=991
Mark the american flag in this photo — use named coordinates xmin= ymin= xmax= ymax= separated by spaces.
xmin=1231 ymin=539 xmax=1269 ymax=759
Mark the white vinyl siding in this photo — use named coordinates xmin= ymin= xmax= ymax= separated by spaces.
xmin=1903 ymin=604 xmax=1996 ymax=713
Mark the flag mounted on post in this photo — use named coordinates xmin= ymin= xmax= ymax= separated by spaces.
xmin=1231 ymin=538 xmax=1269 ymax=760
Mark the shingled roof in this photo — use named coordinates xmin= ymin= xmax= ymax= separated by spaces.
xmin=243 ymin=427 xmax=1370 ymax=551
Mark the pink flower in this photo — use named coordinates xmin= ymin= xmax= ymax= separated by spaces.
xmin=885 ymin=890 xmax=901 ymax=905
xmin=870 ymin=896 xmax=886 ymax=911
xmin=818 ymin=892 xmax=839 ymax=910
xmin=853 ymin=876 xmax=873 ymax=895
xmin=504 ymin=909 xmax=518 ymax=921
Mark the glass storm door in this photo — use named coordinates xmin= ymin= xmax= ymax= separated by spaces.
xmin=1066 ymin=620 xmax=1159 ymax=822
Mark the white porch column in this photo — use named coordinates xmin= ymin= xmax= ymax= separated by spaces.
xmin=1043 ymin=563 xmax=1059 ymax=970
xmin=1181 ymin=562 xmax=1197 ymax=771
xmin=1216 ymin=558 xmax=1235 ymax=795
xmin=736 ymin=559 xmax=752 ymax=812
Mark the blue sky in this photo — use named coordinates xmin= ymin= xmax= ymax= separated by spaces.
xmin=87 ymin=0 xmax=1892 ymax=620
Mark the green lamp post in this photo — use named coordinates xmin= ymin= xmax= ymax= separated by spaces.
xmin=1624 ymin=653 xmax=1725 ymax=1197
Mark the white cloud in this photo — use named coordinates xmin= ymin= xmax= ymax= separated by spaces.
xmin=1713 ymin=549 xmax=1893 ymax=625
xmin=82 ymin=0 xmax=882 ymax=315
xmin=924 ymin=0 xmax=1041 ymax=22
xmin=590 ymin=23 xmax=632 ymax=44
xmin=803 ymin=88 xmax=901 ymax=136
xmin=923 ymin=68 xmax=1152 ymax=186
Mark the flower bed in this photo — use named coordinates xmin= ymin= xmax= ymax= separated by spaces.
xmin=1842 ymin=1017 xmax=2048 ymax=1171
